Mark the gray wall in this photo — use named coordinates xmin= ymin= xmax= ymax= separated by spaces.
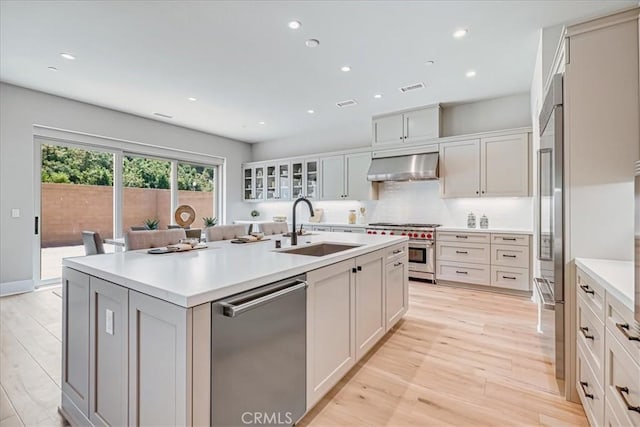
xmin=0 ymin=83 xmax=251 ymax=290
xmin=252 ymin=93 xmax=531 ymax=161
xmin=440 ymin=93 xmax=531 ymax=136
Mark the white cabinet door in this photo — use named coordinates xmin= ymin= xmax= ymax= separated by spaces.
xmin=320 ymin=155 xmax=345 ymax=200
xmin=306 ymin=259 xmax=356 ymax=408
xmin=385 ymin=258 xmax=408 ymax=331
xmin=481 ymin=134 xmax=530 ymax=197
xmin=62 ymin=267 xmax=90 ymax=418
xmin=129 ymin=290 xmax=189 ymax=427
xmin=254 ymin=165 xmax=266 ymax=201
xmin=265 ymin=164 xmax=278 ymax=200
xmin=345 ymin=152 xmax=372 ymax=200
xmin=291 ymin=160 xmax=304 ymax=199
xmin=355 ymin=250 xmax=385 ymax=361
xmin=305 ymin=159 xmax=320 ymax=199
xmin=439 ymin=139 xmax=481 ymax=198
xmin=372 ymin=114 xmax=404 ymax=145
xmin=277 ymin=162 xmax=291 ymax=200
xmin=404 ymin=106 xmax=440 ymax=142
xmin=89 ymin=277 xmax=128 ymax=427
xmin=242 ymin=166 xmax=254 ymax=201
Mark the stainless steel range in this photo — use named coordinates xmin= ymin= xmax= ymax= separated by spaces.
xmin=366 ymin=223 xmax=440 ymax=281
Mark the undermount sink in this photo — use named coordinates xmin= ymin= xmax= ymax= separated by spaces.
xmin=277 ymin=242 xmax=362 ymax=257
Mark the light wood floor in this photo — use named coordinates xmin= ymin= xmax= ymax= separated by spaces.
xmin=0 ymin=282 xmax=586 ymax=427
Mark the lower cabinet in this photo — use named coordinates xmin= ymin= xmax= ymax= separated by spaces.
xmin=306 ymin=258 xmax=356 ymax=408
xmin=128 ymin=290 xmax=190 ymax=427
xmin=307 ymin=247 xmax=408 ymax=408
xmin=89 ymin=277 xmax=128 ymax=427
xmin=62 ymin=267 xmax=90 ymax=419
xmin=62 ymin=268 xmax=193 ymax=427
xmin=355 ymin=251 xmax=385 ymax=360
xmin=385 ymin=254 xmax=408 ymax=331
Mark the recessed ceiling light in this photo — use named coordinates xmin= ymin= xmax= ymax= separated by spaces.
xmin=288 ymin=20 xmax=301 ymax=29
xmin=307 ymin=109 xmax=315 ymax=114
xmin=425 ymin=60 xmax=435 ymax=66
xmin=373 ymin=94 xmax=383 ymax=99
xmin=60 ymin=52 xmax=75 ymax=60
xmin=188 ymin=97 xmax=197 ymax=101
xmin=340 ymin=65 xmax=351 ymax=72
xmin=305 ymin=39 xmax=320 ymax=48
xmin=453 ymin=29 xmax=468 ymax=39
xmin=258 ymin=121 xmax=265 ymax=125
xmin=466 ymin=70 xmax=477 ymax=78
xmin=47 ymin=66 xmax=58 ymax=71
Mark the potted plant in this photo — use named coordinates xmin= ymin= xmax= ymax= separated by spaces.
xmin=203 ymin=216 xmax=217 ymax=228
xmin=144 ymin=218 xmax=159 ymax=230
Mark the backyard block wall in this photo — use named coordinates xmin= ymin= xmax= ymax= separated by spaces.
xmin=41 ymin=183 xmax=214 ymax=247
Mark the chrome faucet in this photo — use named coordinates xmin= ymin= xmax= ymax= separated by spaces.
xmin=291 ymin=197 xmax=314 ymax=246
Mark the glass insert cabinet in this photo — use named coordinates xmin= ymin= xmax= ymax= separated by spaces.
xmin=244 ymin=159 xmax=319 ymax=202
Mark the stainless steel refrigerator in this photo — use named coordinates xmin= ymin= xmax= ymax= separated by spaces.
xmin=535 ymin=73 xmax=565 ymax=381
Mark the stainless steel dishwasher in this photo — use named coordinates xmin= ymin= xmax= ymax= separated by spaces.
xmin=211 ymin=274 xmax=307 ymax=427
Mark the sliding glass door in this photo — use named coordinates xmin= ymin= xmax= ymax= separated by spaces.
xmin=38 ymin=142 xmax=116 ymax=282
xmin=177 ymin=162 xmax=216 ymax=228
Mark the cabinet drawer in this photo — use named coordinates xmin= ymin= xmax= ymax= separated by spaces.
xmin=605 ymin=293 xmax=640 ymax=364
xmin=490 ymin=266 xmax=529 ymax=291
xmin=436 ymin=241 xmax=489 ymax=265
xmin=490 ymin=233 xmax=530 ymax=246
xmin=491 ymin=244 xmax=529 ymax=269
xmin=436 ymin=261 xmax=490 ymax=285
xmin=577 ymin=268 xmax=606 ymax=322
xmin=577 ymin=294 xmax=606 ymax=383
xmin=605 ymin=329 xmax=640 ymax=427
xmin=605 ymin=396 xmax=633 ymax=427
xmin=577 ymin=342 xmax=605 ymax=427
xmin=437 ymin=231 xmax=490 ymax=244
xmin=385 ymin=243 xmax=407 ymax=263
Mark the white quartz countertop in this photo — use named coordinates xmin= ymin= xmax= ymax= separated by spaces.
xmin=302 ymin=222 xmax=367 ymax=228
xmin=437 ymin=227 xmax=533 ymax=235
xmin=575 ymin=258 xmax=634 ymax=310
xmin=63 ymin=232 xmax=407 ymax=308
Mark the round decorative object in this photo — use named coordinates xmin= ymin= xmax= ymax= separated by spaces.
xmin=174 ymin=205 xmax=196 ymax=227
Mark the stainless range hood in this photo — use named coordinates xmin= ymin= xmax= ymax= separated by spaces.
xmin=366 ymin=153 xmax=439 ymax=182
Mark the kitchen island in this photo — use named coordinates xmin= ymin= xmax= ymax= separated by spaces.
xmin=60 ymin=232 xmax=409 ymax=426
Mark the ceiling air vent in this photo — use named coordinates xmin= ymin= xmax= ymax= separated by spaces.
xmin=336 ymin=99 xmax=358 ymax=108
xmin=398 ymin=82 xmax=425 ymax=93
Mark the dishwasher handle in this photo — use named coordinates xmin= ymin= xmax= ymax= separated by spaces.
xmin=220 ymin=280 xmax=307 ymax=318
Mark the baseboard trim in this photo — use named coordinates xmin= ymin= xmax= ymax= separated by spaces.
xmin=0 ymin=279 xmax=34 ymax=297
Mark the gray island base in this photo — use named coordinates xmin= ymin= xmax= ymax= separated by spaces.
xmin=59 ymin=232 xmax=409 ymax=426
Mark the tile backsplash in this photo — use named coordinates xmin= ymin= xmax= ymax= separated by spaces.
xmin=245 ymin=180 xmax=533 ymax=230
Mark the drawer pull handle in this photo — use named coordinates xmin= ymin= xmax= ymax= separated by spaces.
xmin=455 ymin=235 xmax=468 ymax=239
xmin=455 ymin=270 xmax=468 ymax=274
xmin=502 ymin=275 xmax=517 ymax=280
xmin=579 ymin=285 xmax=594 ymax=295
xmin=579 ymin=326 xmax=594 ymax=340
xmin=502 ymin=254 xmax=517 ymax=258
xmin=392 ymin=249 xmax=403 ymax=254
xmin=615 ymin=323 xmax=640 ymax=341
xmin=394 ymin=262 xmax=403 ymax=267
xmin=456 ymin=250 xmax=468 ymax=254
xmin=502 ymin=237 xmax=517 ymax=241
xmin=615 ymin=386 xmax=640 ymax=413
xmin=579 ymin=381 xmax=594 ymax=399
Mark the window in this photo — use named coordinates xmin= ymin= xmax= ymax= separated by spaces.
xmin=177 ymin=162 xmax=216 ymax=227
xmin=122 ymin=155 xmax=172 ymax=230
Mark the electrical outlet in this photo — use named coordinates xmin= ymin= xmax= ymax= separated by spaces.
xmin=11 ymin=209 xmax=20 ymax=218
xmin=105 ymin=309 xmax=114 ymax=335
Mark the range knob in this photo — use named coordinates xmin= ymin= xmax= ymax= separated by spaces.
xmin=421 ymin=233 xmax=426 ymax=238
xmin=413 ymin=233 xmax=419 ymax=238
xmin=426 ymin=233 xmax=432 ymax=239
xmin=390 ymin=232 xmax=395 ymax=235
xmin=373 ymin=231 xmax=378 ymax=235
xmin=381 ymin=231 xmax=386 ymax=235
xmin=367 ymin=231 xmax=372 ymax=234
xmin=401 ymin=232 xmax=406 ymax=236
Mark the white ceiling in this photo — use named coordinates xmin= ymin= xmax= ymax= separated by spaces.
xmin=0 ymin=0 xmax=635 ymax=144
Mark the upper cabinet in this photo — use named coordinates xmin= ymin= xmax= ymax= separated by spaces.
xmin=290 ymin=158 xmax=319 ymax=200
xmin=243 ymin=164 xmax=266 ymax=202
xmin=372 ymin=105 xmax=441 ymax=146
xmin=440 ymin=133 xmax=530 ymax=198
xmin=320 ymin=152 xmax=373 ymax=201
